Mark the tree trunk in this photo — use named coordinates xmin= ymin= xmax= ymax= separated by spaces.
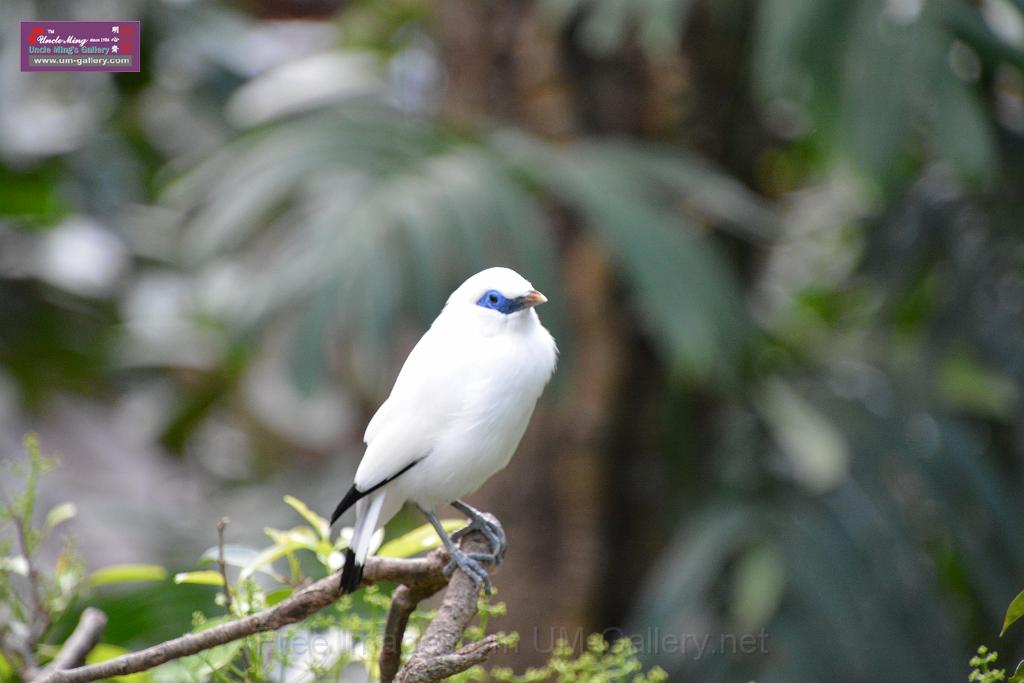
xmin=433 ymin=0 xmax=668 ymax=665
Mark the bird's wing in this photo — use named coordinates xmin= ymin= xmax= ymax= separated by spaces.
xmin=354 ymin=320 xmax=469 ymax=490
xmin=363 ymin=319 xmax=450 ymax=444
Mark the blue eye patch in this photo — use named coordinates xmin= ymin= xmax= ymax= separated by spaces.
xmin=476 ymin=289 xmax=527 ymax=314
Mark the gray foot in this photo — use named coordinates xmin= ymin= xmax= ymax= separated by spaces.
xmin=417 ymin=504 xmax=497 ymax=595
xmin=450 ymin=501 xmax=506 ymax=566
xmin=444 ymin=547 xmax=494 ymax=594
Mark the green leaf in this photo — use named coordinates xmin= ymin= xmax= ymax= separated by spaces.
xmin=0 ymin=651 xmax=14 ymax=679
xmin=195 ymin=639 xmax=244 ymax=678
xmin=44 ymin=502 xmax=77 ymax=532
xmin=237 ymin=526 xmax=320 ymax=581
xmin=266 ymin=587 xmax=293 ymax=606
xmin=173 ymin=571 xmax=227 ymax=586
xmin=940 ymin=353 xmax=1019 ymax=420
xmin=930 ymin=68 xmax=997 ymax=185
xmin=264 ymin=525 xmax=320 ymax=550
xmin=88 ymin=564 xmax=168 ymax=588
xmin=757 ymin=382 xmax=851 ymax=493
xmin=377 ymin=520 xmax=469 ymax=558
xmin=840 ymin=2 xmax=912 ymax=183
xmin=0 ymin=165 xmax=69 ymax=225
xmin=202 ymin=543 xmax=285 ymax=582
xmin=1010 ymin=658 xmax=1024 ymax=683
xmin=200 ymin=544 xmax=261 ymax=568
xmin=238 ymin=544 xmax=292 ymax=582
xmin=1001 ymin=589 xmax=1024 ymax=636
xmin=86 ymin=644 xmax=151 ymax=683
xmin=756 ymin=380 xmax=849 ymax=494
xmin=283 ymin=495 xmax=330 ymax=540
xmin=151 ymin=638 xmax=243 ymax=683
xmin=729 ymin=543 xmax=786 ymax=631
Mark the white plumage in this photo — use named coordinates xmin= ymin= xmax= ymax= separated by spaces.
xmin=330 ymin=267 xmax=557 ymax=593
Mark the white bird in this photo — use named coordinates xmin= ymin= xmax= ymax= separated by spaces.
xmin=329 ymin=267 xmax=558 ymax=594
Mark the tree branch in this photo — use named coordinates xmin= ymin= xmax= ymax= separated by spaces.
xmin=33 ymin=522 xmax=504 ymax=683
xmin=1 ymin=631 xmax=41 ymax=682
xmin=395 ymin=514 xmax=502 ymax=683
xmin=398 ymin=636 xmax=501 ymax=683
xmin=37 ymin=608 xmax=107 ymax=676
xmin=380 ymin=582 xmax=447 ymax=682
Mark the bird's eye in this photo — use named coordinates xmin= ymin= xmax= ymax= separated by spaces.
xmin=476 ymin=289 xmax=510 ymax=311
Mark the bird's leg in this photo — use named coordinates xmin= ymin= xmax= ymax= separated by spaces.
xmin=449 ymin=500 xmax=506 ymax=565
xmin=417 ymin=505 xmax=493 ymax=595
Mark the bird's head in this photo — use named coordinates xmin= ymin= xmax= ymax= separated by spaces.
xmin=446 ymin=267 xmax=548 ymax=323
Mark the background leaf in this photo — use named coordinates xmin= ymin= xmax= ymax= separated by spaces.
xmin=377 ymin=520 xmax=465 ymax=558
xmin=1002 ymin=589 xmax=1024 ymax=636
xmin=88 ymin=565 xmax=168 ymax=588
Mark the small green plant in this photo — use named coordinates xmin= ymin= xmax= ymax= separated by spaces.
xmin=487 ymin=634 xmax=668 ymax=683
xmin=0 ymin=435 xmax=87 ymax=678
xmin=0 ymin=435 xmax=168 ymax=679
xmin=968 ymin=646 xmax=1015 ymax=683
xmin=167 ymin=494 xmax=464 ymax=681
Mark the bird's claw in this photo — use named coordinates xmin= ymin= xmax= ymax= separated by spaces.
xmin=444 ymin=547 xmax=494 ymax=594
xmin=451 ymin=516 xmax=506 ymax=566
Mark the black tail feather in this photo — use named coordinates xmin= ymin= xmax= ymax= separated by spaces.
xmin=340 ymin=547 xmax=363 ymax=594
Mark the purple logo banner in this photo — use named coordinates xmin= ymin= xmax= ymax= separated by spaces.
xmin=21 ymin=21 xmax=140 ymax=72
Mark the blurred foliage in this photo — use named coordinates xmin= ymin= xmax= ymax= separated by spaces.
xmin=0 ymin=444 xmax=665 ymax=681
xmin=754 ymin=0 xmax=1005 ymax=185
xmin=2 ymin=0 xmax=1024 ymax=681
xmin=0 ymin=436 xmax=168 ymax=678
xmin=161 ymin=111 xmax=768 ymax=388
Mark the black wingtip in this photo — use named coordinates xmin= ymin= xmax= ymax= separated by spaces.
xmin=340 ymin=547 xmax=363 ymax=595
xmin=330 ymin=485 xmax=361 ymax=528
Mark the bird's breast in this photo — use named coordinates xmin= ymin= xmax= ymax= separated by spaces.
xmin=403 ymin=327 xmax=553 ymax=504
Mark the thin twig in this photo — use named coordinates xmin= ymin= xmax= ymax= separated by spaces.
xmin=10 ymin=510 xmax=49 ymax=642
xmin=216 ymin=517 xmax=233 ymax=615
xmin=4 ymin=504 xmax=49 ymax=682
xmin=215 ymin=517 xmax=253 ymax=674
xmin=1 ymin=631 xmax=42 ymax=681
xmin=0 ymin=488 xmax=43 ymax=679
